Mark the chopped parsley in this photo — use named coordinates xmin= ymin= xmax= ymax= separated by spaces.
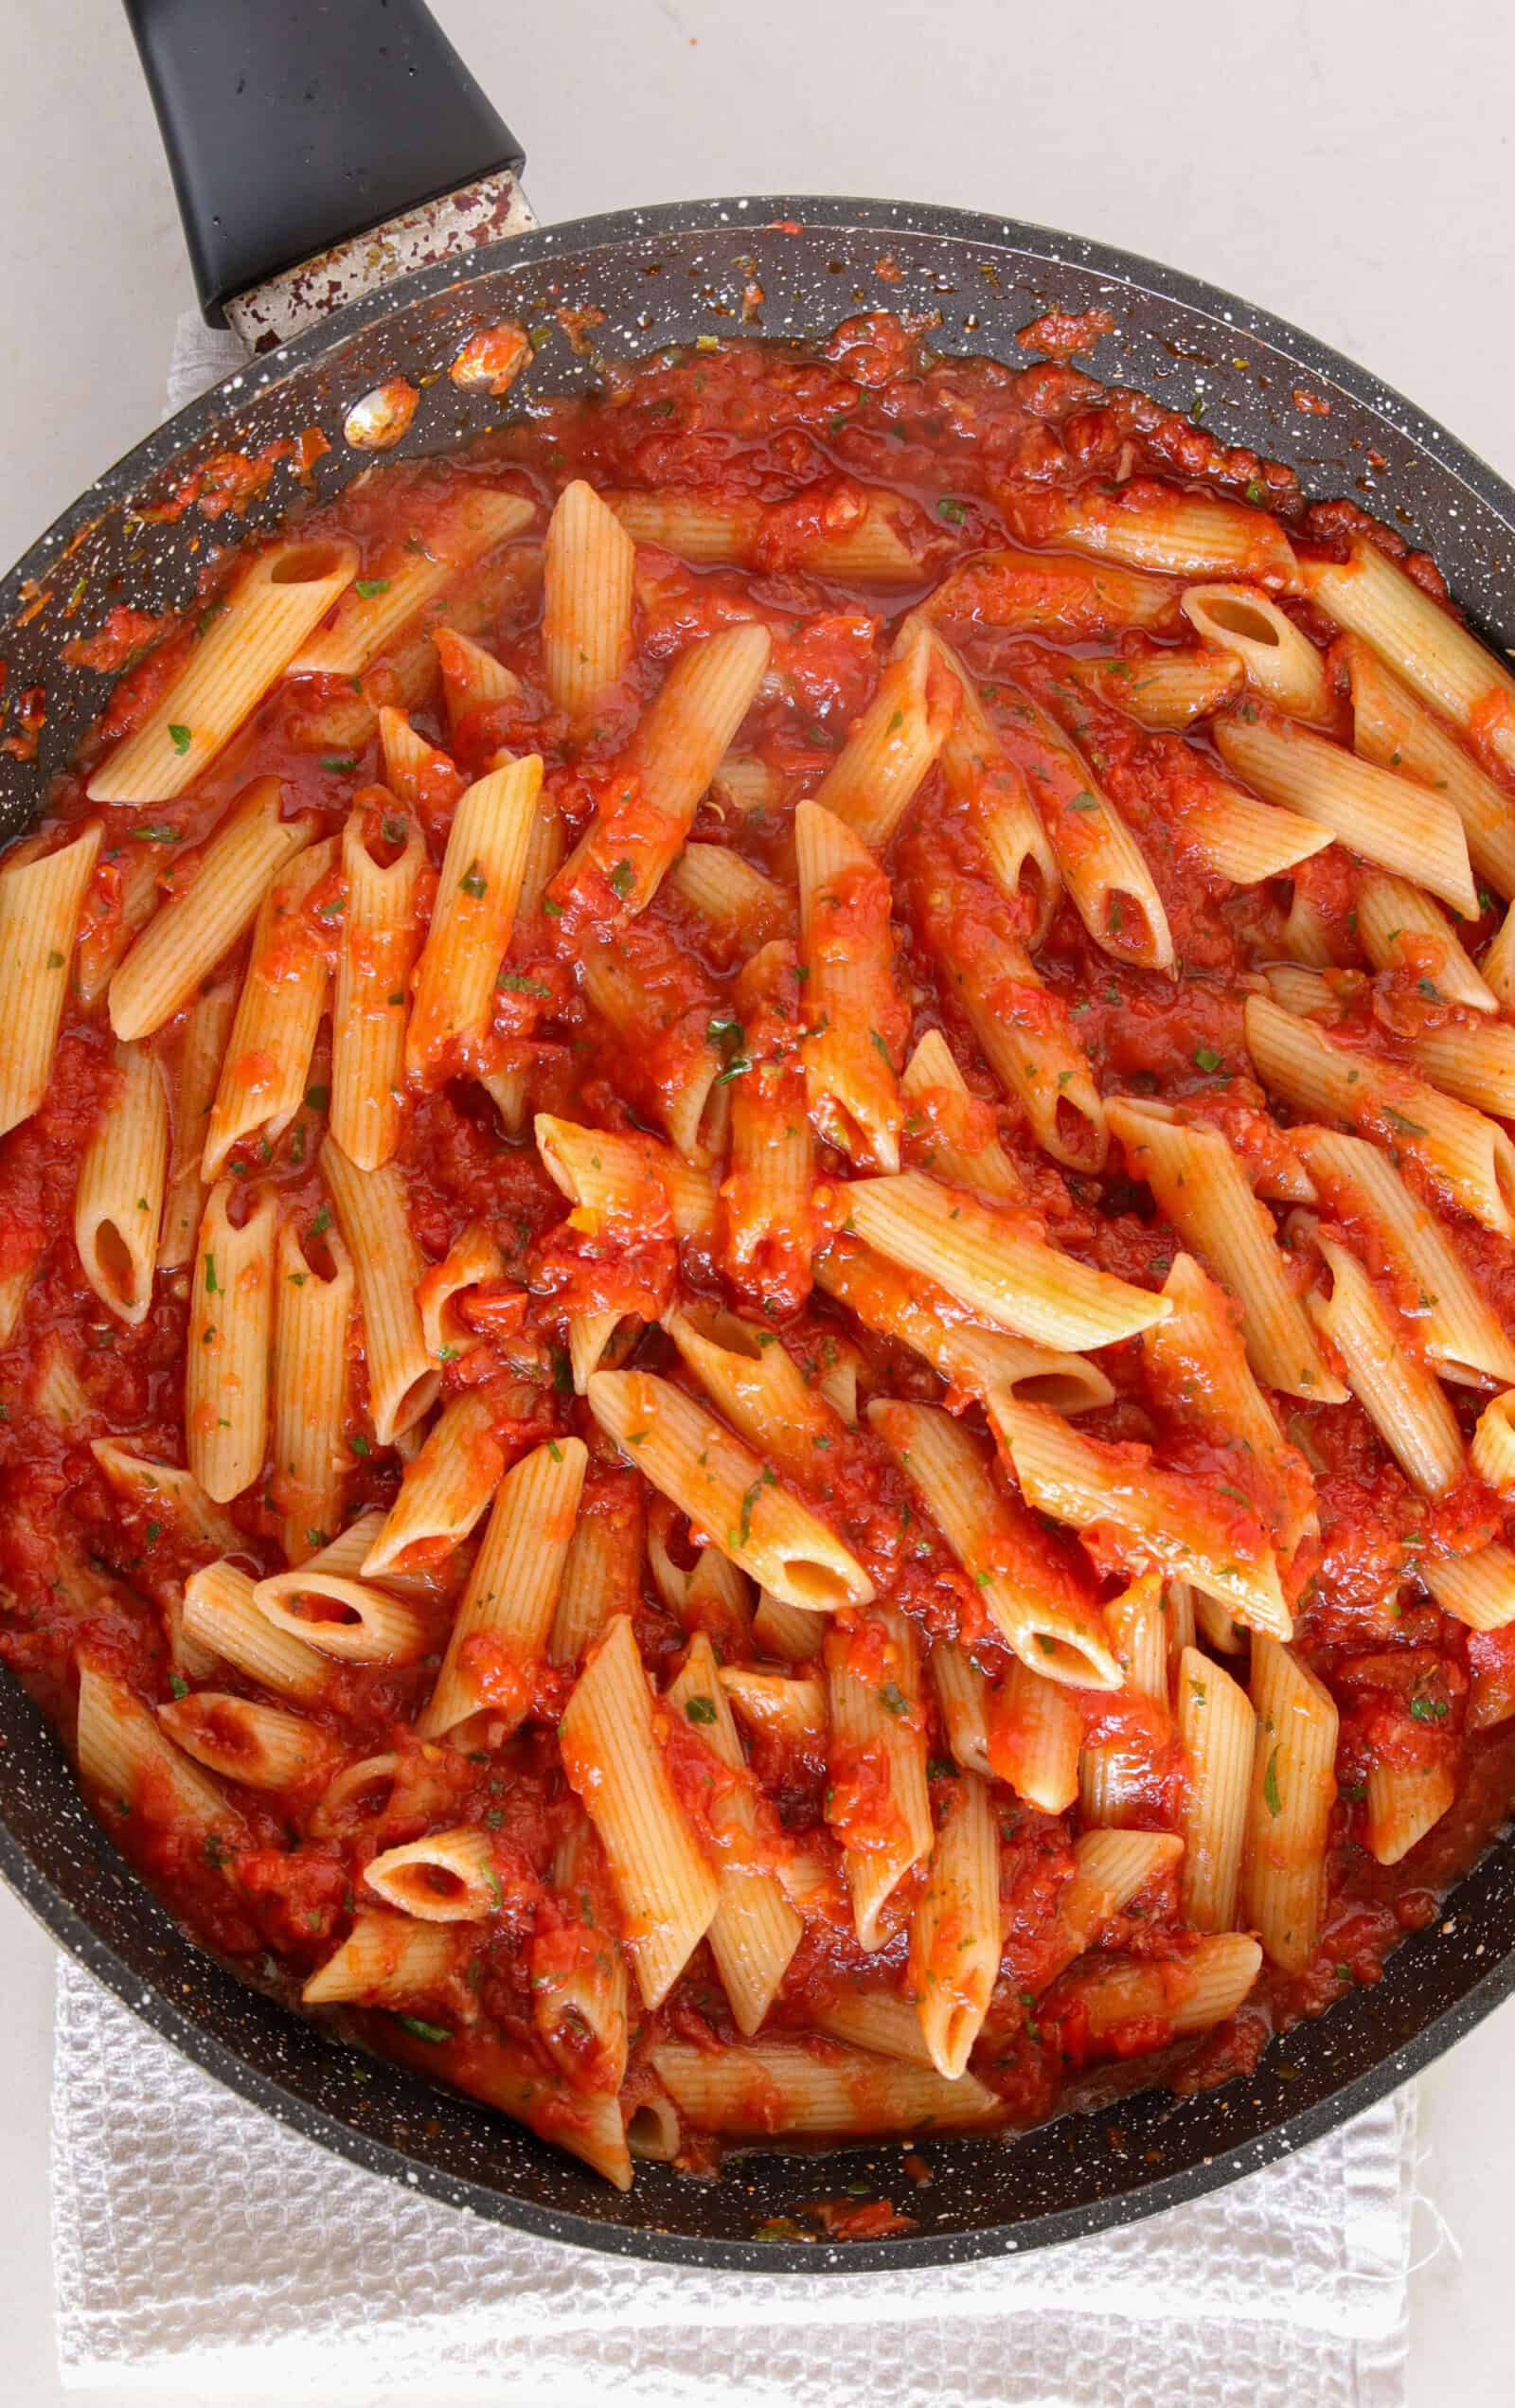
xmin=355 ymin=578 xmax=392 ymax=599
xmin=459 ymin=862 xmax=489 ymax=901
xmin=167 ymin=723 xmax=192 ymax=756
xmin=685 ymin=1695 xmax=718 ymax=1725
xmin=1192 ymin=1044 xmax=1221 ymax=1074
xmin=395 ymin=2015 xmax=452 ymax=2043
xmin=1262 ymin=1745 xmax=1282 ymax=1818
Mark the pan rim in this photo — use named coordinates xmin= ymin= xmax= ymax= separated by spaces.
xmin=5 ymin=189 xmax=1515 ymax=2274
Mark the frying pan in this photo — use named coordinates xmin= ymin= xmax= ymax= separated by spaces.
xmin=3 ymin=0 xmax=1514 ymax=2275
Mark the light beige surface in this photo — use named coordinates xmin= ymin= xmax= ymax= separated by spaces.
xmin=3 ymin=0 xmax=1515 ymax=2399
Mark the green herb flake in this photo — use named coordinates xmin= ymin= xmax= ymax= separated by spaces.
xmin=685 ymin=1694 xmax=718 ymax=1725
xmin=460 ymin=862 xmax=489 ymax=901
xmin=608 ymin=859 xmax=636 ymax=899
xmin=45 ymin=950 xmax=64 ymax=970
xmin=320 ymin=755 xmax=358 ymax=774
xmin=204 ymin=1253 xmax=219 ymax=1294
xmin=395 ymin=2015 xmax=453 ymax=2044
xmin=1263 ymin=1745 xmax=1282 ymax=1818
xmin=312 ymin=1204 xmax=332 ymax=1238
xmin=355 ymin=578 xmax=392 ymax=599
xmin=169 ymin=1674 xmax=188 ymax=1700
xmin=349 ymin=1434 xmax=371 ymax=1457
xmin=168 ymin=723 xmax=192 ymax=756
xmin=1383 ymin=1106 xmax=1428 ymax=1137
xmin=936 ymin=497 xmax=968 ymax=525
xmin=134 ymin=824 xmax=179 ymax=843
xmin=1192 ymin=1044 xmax=1221 ymax=1074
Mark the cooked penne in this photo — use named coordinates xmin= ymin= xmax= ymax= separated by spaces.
xmin=252 ymin=1561 xmax=432 ymax=1666
xmin=932 ymin=631 xmax=1060 ymax=944
xmin=1308 ymin=538 xmax=1515 ymax=782
xmin=271 ymin=1216 xmax=354 ymax=1563
xmin=930 ymin=1640 xmax=991 ymax=1777
xmin=302 ymin=1909 xmax=460 ymax=2007
xmin=1245 ymin=993 xmax=1515 ymax=1240
xmin=0 ymin=824 xmax=101 ymax=1136
xmin=88 ymin=1439 xmax=241 ymax=1555
xmin=378 ymin=706 xmax=463 ymax=813
xmin=651 ymin=2037 xmax=1002 ymax=2136
xmin=1216 ymin=710 xmax=1476 ymax=917
xmin=290 ymin=490 xmax=532 ymax=677
xmin=588 ymin=1367 xmax=871 ymax=1615
xmin=538 ymin=1815 xmax=630 ymax=2095
xmin=320 ymin=1140 xmax=438 ymax=1445
xmin=77 ymin=1661 xmax=243 ymax=1843
xmin=406 ymin=755 xmax=542 ymax=1084
xmin=826 ymin=1606 xmax=933 ymax=1949
xmin=1421 ymin=1543 xmax=1515 ymax=1632
xmin=203 ymin=836 xmax=336 ymax=1180
xmin=815 ymin=1234 xmax=1114 ymax=1417
xmin=87 ymin=539 xmax=358 ymax=801
xmin=1143 ymin=1254 xmax=1316 ymax=1556
xmin=899 ymin=1026 xmax=1025 ymax=1202
xmin=1472 ymin=1392 xmax=1515 ymax=1494
xmin=993 ymin=682 xmax=1174 ymax=969
xmin=1406 ymin=1017 xmax=1515 ymax=1121
xmin=927 ymin=545 xmax=1184 ymax=641
xmin=1105 ymin=1097 xmax=1345 ymax=1401
xmin=1294 ymin=1125 xmax=1515 ymax=1387
xmin=922 ymin=883 xmax=1107 ymax=1171
xmin=77 ymin=841 xmax=165 ymax=1009
xmin=158 ymin=1690 xmax=336 ymax=1792
xmin=1356 ymin=874 xmax=1493 ymax=1011
xmin=182 ymin=1560 xmax=330 ymax=1706
xmin=752 ymin=1588 xmax=827 ymax=1665
xmin=1344 ymin=632 xmax=1515 ymax=899
xmin=1180 ymin=770 xmax=1334 ymax=884
xmin=1055 ymin=1934 xmax=1262 ymax=2044
xmin=535 ymin=1111 xmax=717 ymax=1240
xmin=74 ymin=1042 xmax=169 ymax=1326
xmin=868 ymin=1398 xmax=1119 ymax=1686
xmin=1364 ymin=1758 xmax=1457 ymax=1867
xmin=1181 ymin=584 xmax=1332 ymax=720
xmin=186 ymin=1181 xmax=276 ymax=1503
xmin=848 ymin=1171 xmax=1171 ymax=1352
xmin=362 ymin=1391 xmax=504 ymax=1578
xmin=908 ymin=1769 xmax=998 ymax=2078
xmin=989 ymin=1394 xmax=1291 ymax=1636
xmin=605 ymin=484 xmax=928 ymax=582
xmin=415 ymin=1222 xmax=508 ymax=1370
xmin=1042 ymin=1829 xmax=1186 ymax=1985
xmin=1058 ymin=647 xmax=1244 ymax=731
xmin=795 ymin=798 xmax=903 ymax=1170
xmin=331 ymin=810 xmax=427 ymax=1169
xmin=434 ymin=625 xmax=519 ymax=728
xmin=720 ymin=1665 xmax=829 ymax=1750
xmin=109 ymin=780 xmax=318 ymax=1043
xmin=548 ymin=1472 xmax=644 ymax=1668
xmin=159 ymin=974 xmax=237 ymax=1272
xmin=720 ymin=939 xmax=818 ymax=1315
xmin=666 ymin=1632 xmax=802 ymax=2033
xmin=418 ymin=1435 xmax=586 ymax=1737
xmin=551 ymin=625 xmax=772 ymax=922
xmin=364 ymin=1826 xmax=501 ymax=1921
xmin=560 ymin=1614 xmax=720 ymax=2007
xmin=1305 ymin=1229 xmax=1464 ymax=1494
xmin=1078 ymin=1573 xmax=1168 ymax=1827
xmin=663 ymin=1304 xmax=843 ymax=1479
xmin=1242 ymin=1635 xmax=1338 ymax=1972
xmin=1006 ymin=484 xmax=1298 ymax=586
xmin=542 ymin=478 xmax=636 ymax=720
xmin=579 ymin=926 xmax=725 ymax=1164
xmin=988 ymin=1659 xmax=1082 ymax=1813
xmin=1176 ymin=1647 xmax=1253 ymax=1932
xmin=812 ymin=619 xmax=956 ymax=849
xmin=667 ymin=843 xmax=793 ymax=950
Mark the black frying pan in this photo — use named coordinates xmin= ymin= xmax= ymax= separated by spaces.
xmin=3 ymin=0 xmax=1514 ymax=2275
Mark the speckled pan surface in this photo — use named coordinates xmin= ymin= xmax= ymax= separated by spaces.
xmin=3 ymin=195 xmax=1515 ymax=2272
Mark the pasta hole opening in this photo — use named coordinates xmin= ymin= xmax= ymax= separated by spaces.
xmin=938 ymin=2007 xmax=977 ymax=2077
xmin=1106 ymin=890 xmax=1155 ymax=958
xmin=394 ymin=1864 xmax=470 ymax=1906
xmin=289 ymin=1591 xmax=362 ymax=1628
xmin=1030 ymin=1632 xmax=1118 ymax=1687
xmin=1054 ymin=1096 xmax=1104 ymax=1167
xmin=271 ymin=543 xmax=348 ymax=587
xmin=1011 ymin=1370 xmax=1098 ymax=1413
xmin=626 ymin=2098 xmax=680 ymax=2160
xmin=93 ymin=1217 xmax=136 ymax=1309
xmin=390 ymin=1372 xmax=442 ymax=1440
xmin=778 ymin=1560 xmax=853 ymax=1614
xmin=1203 ymin=597 xmax=1280 ymax=647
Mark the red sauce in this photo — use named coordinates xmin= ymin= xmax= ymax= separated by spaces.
xmin=5 ymin=313 xmax=1515 ymax=2203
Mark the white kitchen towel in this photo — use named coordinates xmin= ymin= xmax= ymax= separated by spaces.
xmin=52 ymin=1955 xmax=1416 ymax=2402
xmin=44 ymin=308 xmax=1418 ymax=2404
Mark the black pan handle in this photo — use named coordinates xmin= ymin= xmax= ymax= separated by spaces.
xmin=124 ymin=0 xmax=526 ymax=327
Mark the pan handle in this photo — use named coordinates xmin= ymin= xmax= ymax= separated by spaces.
xmin=124 ymin=0 xmax=526 ymax=329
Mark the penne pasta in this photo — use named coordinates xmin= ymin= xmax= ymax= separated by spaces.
xmin=720 ymin=939 xmax=819 ymax=1315
xmin=651 ymin=2038 xmax=1002 ymax=2137
xmin=1356 ymin=873 xmax=1494 ymax=1011
xmin=848 ymin=1170 xmax=1171 ymax=1352
xmin=182 ymin=1560 xmax=330 ymax=1706
xmin=869 ymin=1398 xmax=1120 ymax=1686
xmin=932 ymin=631 xmax=1060 ymax=944
xmin=331 ymin=809 xmax=427 ymax=1169
xmin=418 ymin=1435 xmax=586 ymax=1738
xmin=588 ymin=1367 xmax=872 ymax=1615
xmin=560 ymin=1614 xmax=720 ymax=2007
xmin=993 ymin=682 xmax=1174 ymax=969
xmin=1305 ymin=1229 xmax=1465 ymax=1495
xmin=1054 ymin=1934 xmax=1263 ymax=2045
xmin=158 ymin=974 xmax=237 ymax=1273
xmin=77 ymin=1661 xmax=244 ymax=1844
xmin=1308 ymin=538 xmax=1515 ymax=783
xmin=302 ymin=1909 xmax=460 ymax=2007
xmin=364 ymin=1826 xmax=502 ymax=1921
xmin=1176 ymin=1647 xmax=1253 ymax=1932
xmin=535 ymin=1111 xmax=717 ymax=1240
xmin=931 ymin=1640 xmax=992 ymax=1777
xmin=899 ymin=1026 xmax=1025 ymax=1202
xmin=1006 ymin=484 xmax=1298 ymax=586
xmin=551 ymin=625 xmax=772 ymax=922
xmin=88 ymin=1439 xmax=241 ymax=1556
xmin=1242 ymin=1635 xmax=1338 ymax=1973
xmin=1364 ymin=1758 xmax=1457 ymax=1867
xmin=109 ymin=780 xmax=318 ymax=1043
xmin=320 ymin=1140 xmax=439 ymax=1445
xmin=720 ymin=1665 xmax=829 ymax=1751
xmin=796 ymin=798 xmax=903 ymax=1171
xmin=1216 ymin=708 xmax=1477 ymax=917
xmin=1057 ymin=646 xmax=1244 ymax=731
xmin=1421 ymin=1543 xmax=1515 ymax=1633
xmin=1181 ymin=585 xmax=1332 ymax=721
xmin=1245 ymin=993 xmax=1515 ymax=1240
xmin=203 ymin=837 xmax=336 ymax=1180
xmin=989 ymin=1394 xmax=1291 ymax=1636
xmin=542 ymin=478 xmax=636 ymax=721
xmin=812 ymin=619 xmax=956 ymax=849
xmin=186 ymin=1181 xmax=276 ymax=1504
xmin=548 ymin=1472 xmax=645 ymax=1668
xmin=73 ymin=1042 xmax=169 ymax=1326
xmin=361 ymin=1391 xmax=504 ymax=1577
xmin=988 ymin=1659 xmax=1082 ymax=1813
xmin=1105 ymin=1097 xmax=1345 ymax=1402
xmin=1345 ymin=631 xmax=1515 ymax=900
xmin=290 ymin=490 xmax=532 ymax=677
xmin=825 ymin=1606 xmax=933 ymax=1949
xmin=406 ymin=755 xmax=542 ymax=1085
xmin=87 ymin=538 xmax=358 ymax=802
xmin=159 ymin=1690 xmax=336 ymax=1793
xmin=0 ymin=824 xmax=101 ymax=1136
xmin=271 ymin=1216 xmax=354 ymax=1562
xmin=908 ymin=1769 xmax=999 ymax=2078
xmin=1471 ymin=1392 xmax=1515 ymax=1495
xmin=668 ymin=843 xmax=793 ymax=950
xmin=252 ymin=1562 xmax=432 ymax=1667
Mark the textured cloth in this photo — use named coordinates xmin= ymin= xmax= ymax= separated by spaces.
xmin=45 ymin=306 xmax=1419 ymax=2404
xmin=51 ymin=1957 xmax=1415 ymax=2402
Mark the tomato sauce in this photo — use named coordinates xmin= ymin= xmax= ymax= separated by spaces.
xmin=5 ymin=312 xmax=1515 ymax=2192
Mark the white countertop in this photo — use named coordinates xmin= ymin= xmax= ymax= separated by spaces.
xmin=3 ymin=1 xmax=1515 ymax=2399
